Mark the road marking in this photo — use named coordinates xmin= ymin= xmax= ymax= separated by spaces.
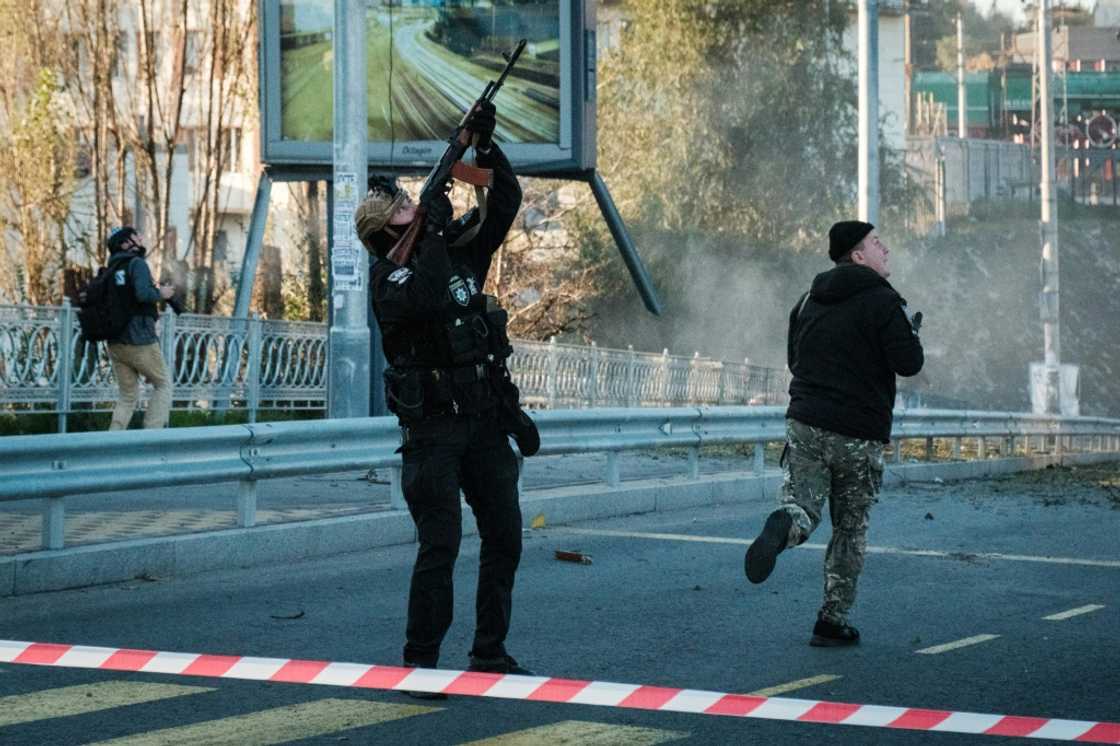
xmin=461 ymin=720 xmax=688 ymax=745
xmin=557 ymin=528 xmax=1120 ymax=569
xmin=86 ymin=699 xmax=439 ymax=745
xmin=915 ymin=635 xmax=1001 ymax=655
xmin=0 ymin=682 xmax=212 ymax=727
xmin=749 ymin=674 xmax=841 ymax=697
xmin=1043 ymin=604 xmax=1105 ymax=621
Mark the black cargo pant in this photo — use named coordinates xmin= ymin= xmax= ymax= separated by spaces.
xmin=399 ymin=411 xmax=522 ymax=667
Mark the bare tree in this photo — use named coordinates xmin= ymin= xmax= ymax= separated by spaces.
xmin=0 ymin=1 xmax=78 ymax=303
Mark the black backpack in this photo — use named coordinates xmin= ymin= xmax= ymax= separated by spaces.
xmin=77 ymin=255 xmax=135 ymax=342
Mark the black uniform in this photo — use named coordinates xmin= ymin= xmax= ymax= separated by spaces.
xmin=370 ymin=145 xmax=523 ymax=668
xmin=786 ymin=263 xmax=924 ymax=443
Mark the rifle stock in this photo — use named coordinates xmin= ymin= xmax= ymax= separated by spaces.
xmin=386 ymin=39 xmax=526 ymax=267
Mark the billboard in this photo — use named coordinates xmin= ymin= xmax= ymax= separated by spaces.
xmin=260 ymin=0 xmax=596 ymax=175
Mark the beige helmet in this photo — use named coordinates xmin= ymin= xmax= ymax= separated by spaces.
xmin=355 ymin=179 xmax=407 ymax=255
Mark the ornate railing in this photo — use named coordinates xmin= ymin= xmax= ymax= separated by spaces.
xmin=0 ymin=302 xmax=788 ymax=429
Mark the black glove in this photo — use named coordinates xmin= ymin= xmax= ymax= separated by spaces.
xmin=465 ymin=101 xmax=496 ymax=151
xmin=904 ymin=306 xmax=923 ymax=336
xmin=425 ymin=192 xmax=453 ymax=234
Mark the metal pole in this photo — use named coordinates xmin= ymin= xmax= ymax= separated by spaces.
xmin=858 ymin=0 xmax=880 ymax=224
xmin=903 ymin=5 xmax=911 ymax=136
xmin=957 ymin=12 xmax=967 ymax=139
xmin=588 ymin=172 xmax=663 ymax=315
xmin=329 ymin=0 xmax=370 ymax=419
xmin=233 ymin=171 xmax=272 ymax=320
xmin=1038 ymin=0 xmax=1061 ymax=414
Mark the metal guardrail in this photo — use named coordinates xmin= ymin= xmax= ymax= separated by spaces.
xmin=0 ymin=303 xmax=789 ymax=429
xmin=2 ymin=407 xmax=1118 ymax=553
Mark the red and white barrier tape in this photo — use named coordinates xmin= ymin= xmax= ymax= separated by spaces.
xmin=1 ymin=640 xmax=1117 ymax=743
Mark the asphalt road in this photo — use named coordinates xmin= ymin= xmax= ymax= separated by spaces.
xmin=1 ymin=464 xmax=1117 ymax=745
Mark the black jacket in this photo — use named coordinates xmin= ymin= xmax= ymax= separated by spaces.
xmin=370 ymin=144 xmax=522 ymax=367
xmin=786 ymin=263 xmax=924 ymax=443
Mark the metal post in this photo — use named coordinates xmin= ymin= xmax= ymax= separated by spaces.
xmin=328 ymin=0 xmax=370 ymax=419
xmin=660 ymin=349 xmax=671 ymax=406
xmin=925 ymin=436 xmax=934 ymax=461
xmin=952 ymin=437 xmax=961 ymax=460
xmin=246 ymin=313 xmax=263 ymax=423
xmin=606 ymin=452 xmax=620 ymax=487
xmin=587 ymin=341 xmax=598 ymax=407
xmin=957 ymin=12 xmax=967 ymax=139
xmin=43 ymin=497 xmax=65 ymax=550
xmin=388 ymin=466 xmax=406 ymax=510
xmin=753 ymin=443 xmax=766 ymax=475
xmin=687 ymin=446 xmax=699 ymax=480
xmin=57 ymin=299 xmax=74 ymax=433
xmin=547 ymin=336 xmax=558 ymax=409
xmin=1038 ymin=0 xmax=1062 ymax=414
xmin=237 ymin=479 xmax=257 ymax=528
xmin=233 ymin=172 xmax=273 ymax=319
xmin=588 ymin=172 xmax=662 ymax=316
xmin=893 ymin=439 xmax=903 ymax=463
xmin=626 ymin=345 xmax=637 ymax=408
xmin=858 ymin=0 xmax=880 ymax=224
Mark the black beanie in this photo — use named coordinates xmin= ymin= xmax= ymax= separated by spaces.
xmin=828 ymin=221 xmax=874 ymax=262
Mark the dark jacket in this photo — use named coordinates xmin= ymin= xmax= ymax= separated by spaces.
xmin=108 ymin=250 xmax=162 ymax=346
xmin=369 ymin=144 xmax=522 ymax=367
xmin=786 ymin=263 xmax=924 ymax=443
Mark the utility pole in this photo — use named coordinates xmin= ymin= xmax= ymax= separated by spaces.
xmin=858 ymin=0 xmax=879 ymax=224
xmin=328 ymin=0 xmax=371 ymax=419
xmin=903 ymin=3 xmax=912 ymax=136
xmin=1036 ymin=0 xmax=1062 ymax=414
xmin=957 ymin=11 xmax=967 ymax=138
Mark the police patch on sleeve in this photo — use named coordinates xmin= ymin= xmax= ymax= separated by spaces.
xmin=448 ymin=276 xmax=470 ymax=306
xmin=387 ymin=267 xmax=412 ymax=285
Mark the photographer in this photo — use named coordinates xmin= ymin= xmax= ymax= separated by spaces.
xmin=103 ymin=227 xmax=176 ymax=431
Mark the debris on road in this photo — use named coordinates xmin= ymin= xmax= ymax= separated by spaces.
xmin=554 ymin=550 xmax=592 ymax=565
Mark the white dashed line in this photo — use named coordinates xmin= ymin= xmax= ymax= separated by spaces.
xmin=915 ymin=634 xmax=1001 ymax=655
xmin=556 ymin=528 xmax=1120 ymax=568
xmin=1043 ymin=604 xmax=1105 ymax=621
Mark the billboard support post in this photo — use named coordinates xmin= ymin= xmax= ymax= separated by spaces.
xmin=329 ymin=0 xmax=370 ymax=419
xmin=588 ymin=171 xmax=662 ymax=316
xmin=233 ymin=171 xmax=273 ymax=319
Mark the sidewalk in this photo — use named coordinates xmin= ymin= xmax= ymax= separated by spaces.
xmin=0 ymin=450 xmax=757 ymax=555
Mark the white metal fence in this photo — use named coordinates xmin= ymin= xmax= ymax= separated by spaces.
xmin=0 ymin=302 xmax=789 ymax=429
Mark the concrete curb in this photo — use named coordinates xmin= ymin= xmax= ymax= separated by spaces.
xmin=0 ymin=453 xmax=1114 ymax=597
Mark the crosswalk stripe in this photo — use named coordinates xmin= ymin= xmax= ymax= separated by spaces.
xmin=460 ymin=719 xmax=688 ymax=745
xmin=0 ymin=682 xmax=212 ymax=727
xmin=85 ymin=698 xmax=439 ymax=745
xmin=750 ymin=674 xmax=841 ymax=697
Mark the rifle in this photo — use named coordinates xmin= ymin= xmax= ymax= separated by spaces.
xmin=386 ymin=38 xmax=526 ymax=267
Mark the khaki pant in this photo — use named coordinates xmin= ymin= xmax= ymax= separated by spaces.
xmin=107 ymin=343 xmax=172 ymax=430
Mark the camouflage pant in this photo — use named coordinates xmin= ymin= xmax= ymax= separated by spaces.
xmin=778 ymin=418 xmax=884 ymax=625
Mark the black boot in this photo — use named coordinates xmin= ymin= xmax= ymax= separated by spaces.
xmin=468 ymin=654 xmax=534 ymax=676
xmin=745 ymin=510 xmax=793 ymax=584
xmin=810 ymin=617 xmax=860 ymax=647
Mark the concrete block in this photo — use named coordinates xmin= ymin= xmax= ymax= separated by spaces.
xmin=11 ymin=539 xmax=176 ymax=595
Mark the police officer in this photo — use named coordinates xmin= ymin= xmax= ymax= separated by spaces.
xmin=745 ymin=221 xmax=924 ymax=647
xmin=354 ymin=102 xmax=538 ymax=684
